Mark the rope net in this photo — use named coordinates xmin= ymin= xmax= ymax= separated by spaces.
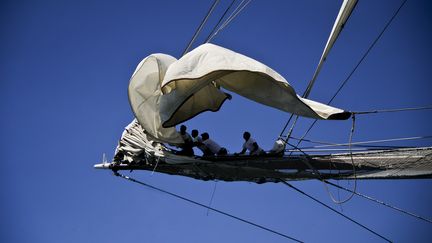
xmin=324 ymin=147 xmax=432 ymax=179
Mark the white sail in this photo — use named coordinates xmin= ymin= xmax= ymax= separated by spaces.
xmin=113 ymin=119 xmax=161 ymax=163
xmin=304 ymin=0 xmax=358 ymax=97
xmin=160 ymin=43 xmax=350 ymax=128
xmin=128 ymin=54 xmax=183 ymax=144
xmin=323 ymin=0 xmax=358 ymax=63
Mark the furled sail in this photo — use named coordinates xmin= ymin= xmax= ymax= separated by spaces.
xmin=113 ymin=119 xmax=163 ymax=163
xmin=160 ymin=43 xmax=351 ymax=127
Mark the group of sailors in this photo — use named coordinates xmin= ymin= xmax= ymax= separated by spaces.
xmin=176 ymin=125 xmax=284 ymax=157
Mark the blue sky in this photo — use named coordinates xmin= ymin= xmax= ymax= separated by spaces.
xmin=1 ymin=0 xmax=431 ymax=242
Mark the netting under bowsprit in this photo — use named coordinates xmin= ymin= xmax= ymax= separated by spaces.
xmin=327 ymin=147 xmax=432 ymax=179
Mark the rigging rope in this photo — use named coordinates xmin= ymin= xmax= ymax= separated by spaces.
xmin=320 ymin=114 xmax=357 ymax=204
xmin=207 ymin=181 xmax=218 ymax=216
xmin=284 ymin=116 xmax=299 ymax=144
xmin=323 ymin=180 xmax=432 ymax=224
xmin=151 ymin=156 xmax=160 ymax=175
xmin=285 ymin=135 xmax=358 ymax=205
xmin=292 ymin=103 xmax=430 ymax=151
xmin=327 ymin=0 xmax=408 ymax=105
xmin=279 ymin=113 xmax=295 ymax=138
xmin=285 ymin=115 xmax=358 ymax=204
xmin=302 ymin=0 xmax=359 ymax=99
xmin=328 ymin=113 xmax=357 ymax=204
xmin=288 ymin=135 xmax=432 ymax=149
xmin=113 ymin=171 xmax=303 ymax=242
xmin=205 ymin=0 xmax=237 ymax=43
xmin=279 ymin=0 xmax=359 ymax=140
xmin=353 ymin=106 xmax=432 ymax=115
xmin=206 ymin=0 xmax=252 ymax=43
xmin=182 ymin=0 xmax=220 ymax=56
xmin=287 ymin=0 xmax=410 ymax=151
xmin=278 ymin=180 xmax=392 ymax=243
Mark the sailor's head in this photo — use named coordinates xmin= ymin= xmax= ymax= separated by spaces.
xmin=243 ymin=131 xmax=251 ymax=141
xmin=201 ymin=132 xmax=209 ymax=140
xmin=191 ymin=129 xmax=199 ymax=137
xmin=180 ymin=125 xmax=187 ymax=134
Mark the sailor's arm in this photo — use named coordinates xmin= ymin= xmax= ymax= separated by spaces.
xmin=250 ymin=142 xmax=259 ymax=154
xmin=236 ymin=148 xmax=247 ymax=155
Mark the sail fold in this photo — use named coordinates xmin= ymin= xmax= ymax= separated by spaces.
xmin=128 ymin=44 xmax=351 ymax=142
xmin=160 ymin=43 xmax=350 ymax=127
xmin=128 ymin=54 xmax=183 ymax=144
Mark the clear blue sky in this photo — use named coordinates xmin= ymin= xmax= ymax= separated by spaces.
xmin=1 ymin=0 xmax=431 ymax=242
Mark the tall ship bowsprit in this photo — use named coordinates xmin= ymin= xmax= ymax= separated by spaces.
xmin=94 ymin=0 xmax=432 ymax=241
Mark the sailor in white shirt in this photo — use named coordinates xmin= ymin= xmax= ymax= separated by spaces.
xmin=268 ymin=138 xmax=285 ymax=156
xmin=201 ymin=132 xmax=227 ymax=156
xmin=238 ymin=131 xmax=265 ymax=156
xmin=191 ymin=129 xmax=207 ymax=154
xmin=177 ymin=125 xmax=194 ymax=156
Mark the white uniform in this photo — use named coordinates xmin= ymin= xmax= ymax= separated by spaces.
xmin=193 ymin=136 xmax=202 ymax=143
xmin=269 ymin=139 xmax=285 ymax=155
xmin=181 ymin=132 xmax=192 ymax=144
xmin=203 ymin=138 xmax=222 ymax=154
xmin=243 ymin=137 xmax=264 ymax=155
xmin=193 ymin=136 xmax=207 ymax=152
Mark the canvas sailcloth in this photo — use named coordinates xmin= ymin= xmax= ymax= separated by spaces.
xmin=128 ymin=44 xmax=350 ymax=144
xmin=128 ymin=54 xmax=184 ymax=144
xmin=159 ymin=43 xmax=350 ymax=128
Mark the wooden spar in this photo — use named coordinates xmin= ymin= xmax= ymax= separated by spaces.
xmin=95 ymin=147 xmax=432 ymax=183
